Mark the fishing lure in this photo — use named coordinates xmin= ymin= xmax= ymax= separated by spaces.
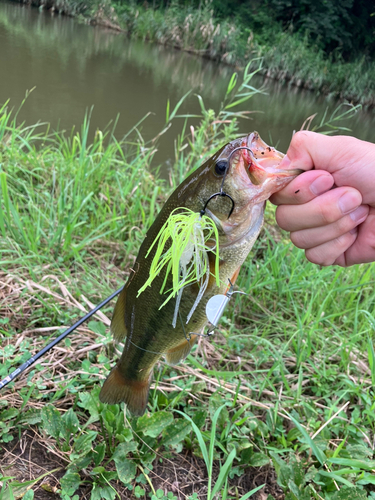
xmin=136 ymin=208 xmax=220 ymax=327
xmin=136 ymin=148 xmax=243 ymax=328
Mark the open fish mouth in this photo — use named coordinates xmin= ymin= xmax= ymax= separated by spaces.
xmin=244 ymin=132 xmax=303 ymax=185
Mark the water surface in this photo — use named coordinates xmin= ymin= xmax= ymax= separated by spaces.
xmin=1 ymin=0 xmax=374 ymax=168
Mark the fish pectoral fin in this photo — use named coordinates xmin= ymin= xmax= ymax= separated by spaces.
xmin=111 ymin=287 xmax=127 ymax=342
xmin=166 ymin=335 xmax=198 ymax=365
xmin=99 ymin=365 xmax=151 ymax=416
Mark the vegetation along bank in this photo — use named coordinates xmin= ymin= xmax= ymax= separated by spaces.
xmin=9 ymin=0 xmax=375 ymax=107
xmin=1 ymin=69 xmax=375 ymax=499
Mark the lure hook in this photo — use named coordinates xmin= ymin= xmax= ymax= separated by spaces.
xmin=200 ymin=146 xmax=255 ymax=219
xmin=200 ymin=191 xmax=235 ymax=219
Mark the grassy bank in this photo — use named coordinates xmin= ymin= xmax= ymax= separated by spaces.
xmin=1 ymin=78 xmax=375 ymax=500
xmin=9 ymin=0 xmax=375 ymax=108
xmin=110 ymin=1 xmax=375 ymax=107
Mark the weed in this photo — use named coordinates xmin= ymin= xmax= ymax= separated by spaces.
xmin=1 ymin=67 xmax=374 ymax=499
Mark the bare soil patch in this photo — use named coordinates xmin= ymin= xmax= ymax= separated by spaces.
xmin=1 ymin=431 xmax=284 ymax=499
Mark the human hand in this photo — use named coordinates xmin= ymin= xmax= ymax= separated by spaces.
xmin=270 ymin=131 xmax=375 ymax=266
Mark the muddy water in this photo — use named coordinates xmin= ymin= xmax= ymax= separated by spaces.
xmin=0 ymin=0 xmax=374 ymax=168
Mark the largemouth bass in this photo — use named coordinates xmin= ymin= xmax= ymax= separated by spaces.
xmin=100 ymin=132 xmax=301 ymax=415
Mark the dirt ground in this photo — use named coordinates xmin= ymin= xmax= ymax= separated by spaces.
xmin=0 ymin=430 xmax=284 ymax=500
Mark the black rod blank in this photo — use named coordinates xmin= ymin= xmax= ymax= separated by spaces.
xmin=0 ymin=286 xmax=123 ymax=391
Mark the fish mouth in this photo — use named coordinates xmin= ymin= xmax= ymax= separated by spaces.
xmin=244 ymin=132 xmax=303 ymax=185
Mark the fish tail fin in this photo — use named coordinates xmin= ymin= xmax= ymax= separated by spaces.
xmin=99 ymin=366 xmax=151 ymax=416
xmin=166 ymin=335 xmax=197 ymax=365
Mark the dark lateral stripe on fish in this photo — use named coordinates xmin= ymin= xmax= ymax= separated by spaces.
xmin=99 ymin=365 xmax=151 ymax=415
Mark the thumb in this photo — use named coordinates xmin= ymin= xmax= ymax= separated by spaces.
xmin=281 ymin=131 xmax=349 ymax=174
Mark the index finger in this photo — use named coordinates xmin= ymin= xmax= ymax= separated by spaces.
xmin=270 ymin=170 xmax=334 ymax=206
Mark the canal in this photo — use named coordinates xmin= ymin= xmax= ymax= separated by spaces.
xmin=1 ymin=0 xmax=374 ymax=169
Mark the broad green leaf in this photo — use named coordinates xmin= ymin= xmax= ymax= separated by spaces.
xmin=73 ymin=430 xmax=97 ymax=456
xmin=289 ymin=456 xmax=305 ymax=488
xmin=278 ymin=464 xmax=294 ymax=490
xmin=18 ymin=410 xmax=42 ymax=426
xmin=288 ymin=480 xmax=302 ymax=500
xmin=209 ymin=395 xmax=228 ymax=430
xmin=78 ymin=392 xmax=100 ymax=423
xmin=287 ymin=479 xmax=310 ymax=500
xmin=41 ymin=405 xmax=62 ymax=440
xmin=117 ymin=428 xmax=133 ymax=442
xmin=112 ymin=441 xmax=138 ymax=462
xmin=250 ymin=453 xmax=269 ymax=467
xmin=330 ymin=486 xmax=367 ymax=500
xmin=0 ymin=409 xmax=18 ymax=421
xmin=92 ymin=443 xmax=106 ymax=467
xmin=87 ymin=321 xmax=106 ymax=336
xmin=91 ymin=467 xmax=106 ymax=475
xmin=91 ymin=483 xmax=116 ymax=500
xmin=62 ymin=408 xmax=79 ymax=438
xmin=346 ymin=444 xmax=373 ymax=459
xmin=103 ymin=409 xmax=116 ymax=425
xmin=162 ymin=419 xmax=191 ymax=447
xmin=115 ymin=459 xmax=137 ymax=485
xmin=137 ymin=411 xmax=173 ymax=438
xmin=60 ymin=472 xmax=81 ymax=497
xmin=357 ymin=473 xmax=375 ymax=485
xmin=192 ymin=409 xmax=206 ymax=429
xmin=72 ymin=456 xmax=91 ymax=470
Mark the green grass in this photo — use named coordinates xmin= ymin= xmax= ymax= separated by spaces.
xmin=1 ymin=71 xmax=375 ymax=500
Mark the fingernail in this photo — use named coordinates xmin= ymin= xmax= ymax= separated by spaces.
xmin=350 ymin=227 xmax=358 ymax=235
xmin=338 ymin=192 xmax=361 ymax=214
xmin=349 ymin=205 xmax=368 ymax=222
xmin=310 ymin=175 xmax=333 ymax=196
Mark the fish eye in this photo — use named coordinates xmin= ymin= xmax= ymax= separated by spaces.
xmin=215 ymin=159 xmax=228 ymax=176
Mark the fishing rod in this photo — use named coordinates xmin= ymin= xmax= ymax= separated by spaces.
xmin=0 ymin=146 xmax=254 ymax=392
xmin=0 ymin=286 xmax=123 ymax=391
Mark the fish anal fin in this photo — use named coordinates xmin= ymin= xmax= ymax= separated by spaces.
xmin=99 ymin=365 xmax=151 ymax=416
xmin=111 ymin=288 xmax=127 ymax=342
xmin=166 ymin=335 xmax=197 ymax=365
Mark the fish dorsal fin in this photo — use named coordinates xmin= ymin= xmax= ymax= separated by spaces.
xmin=165 ymin=335 xmax=198 ymax=365
xmin=111 ymin=287 xmax=127 ymax=342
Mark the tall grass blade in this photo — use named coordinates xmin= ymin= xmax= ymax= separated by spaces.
xmin=175 ymin=410 xmax=209 ymax=470
xmin=238 ymin=485 xmax=265 ymax=500
xmin=286 ymin=412 xmax=327 ymax=466
xmin=210 ymin=447 xmax=236 ymax=498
